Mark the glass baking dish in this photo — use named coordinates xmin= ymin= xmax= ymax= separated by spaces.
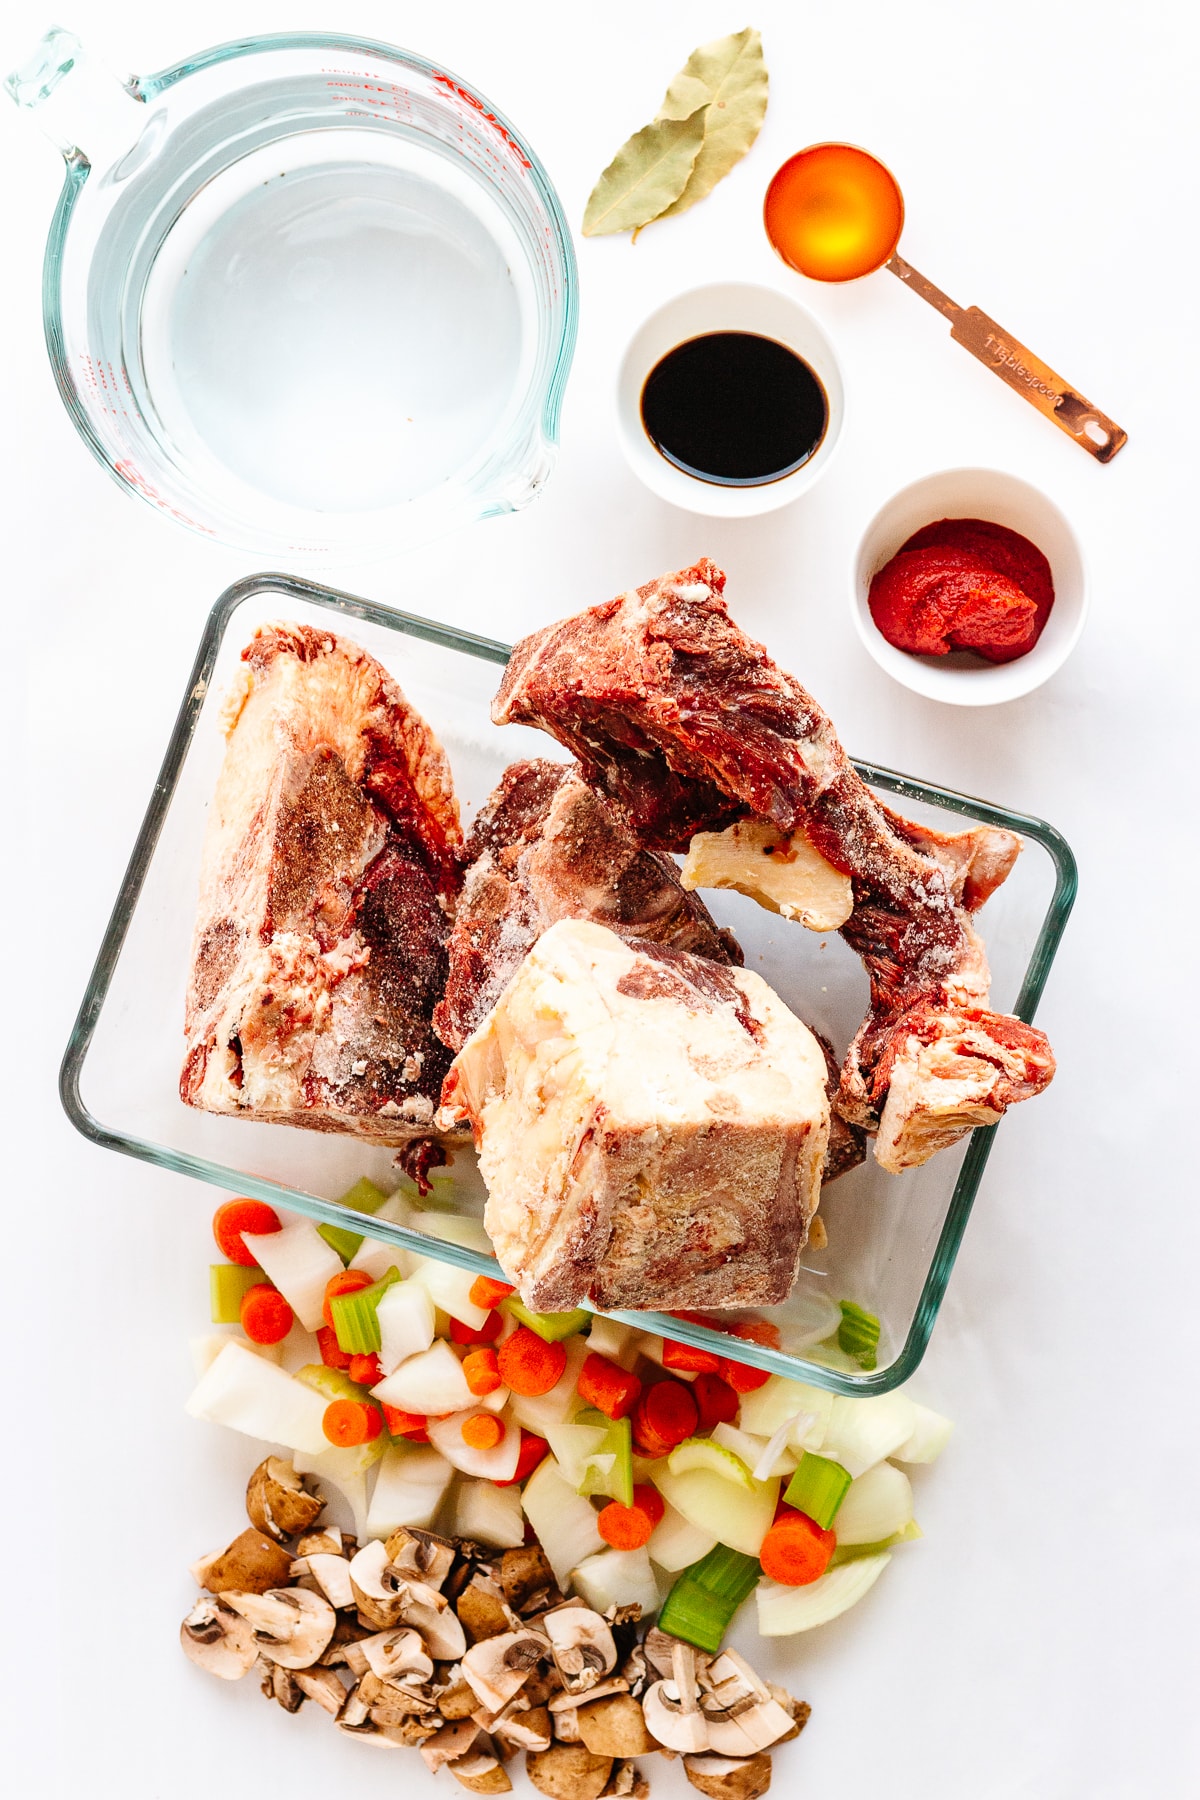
xmin=60 ymin=574 xmax=1076 ymax=1394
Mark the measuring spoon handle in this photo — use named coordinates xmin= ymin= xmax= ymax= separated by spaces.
xmin=887 ymin=254 xmax=1127 ymax=462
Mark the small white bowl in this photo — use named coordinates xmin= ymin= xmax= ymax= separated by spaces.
xmin=615 ymin=282 xmax=844 ymax=516
xmin=851 ymin=468 xmax=1088 ymax=706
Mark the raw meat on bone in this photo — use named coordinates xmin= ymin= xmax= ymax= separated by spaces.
xmin=434 ymin=757 xmax=865 ymax=1184
xmin=181 ymin=622 xmax=463 ymax=1142
xmin=492 ymin=560 xmax=1055 ymax=1172
xmin=433 ymin=757 xmax=741 ymax=1052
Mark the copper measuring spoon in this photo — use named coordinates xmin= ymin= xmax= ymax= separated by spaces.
xmin=764 ymin=143 xmax=1126 ymax=464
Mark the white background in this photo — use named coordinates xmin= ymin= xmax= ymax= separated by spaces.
xmin=3 ymin=2 xmax=1196 ymax=1795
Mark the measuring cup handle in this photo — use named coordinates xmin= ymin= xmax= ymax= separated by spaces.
xmin=951 ymin=307 xmax=1127 ymax=463
xmin=5 ymin=27 xmax=144 ymax=170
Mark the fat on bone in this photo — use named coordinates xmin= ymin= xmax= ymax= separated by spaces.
xmin=444 ymin=918 xmax=830 ymax=1311
xmin=492 ymin=561 xmax=1055 ymax=1170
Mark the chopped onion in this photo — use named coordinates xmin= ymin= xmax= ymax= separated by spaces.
xmin=427 ymin=1409 xmax=522 ymax=1481
xmin=834 ymin=1461 xmax=913 ymax=1545
xmin=520 ymin=1456 xmax=605 ymax=1584
xmin=822 ymin=1392 xmax=916 ymax=1478
xmin=452 ymin=1478 xmax=526 ymax=1549
xmin=756 ymin=1552 xmax=891 ymax=1635
xmin=892 ymin=1402 xmax=955 ymax=1464
xmin=571 ymin=1546 xmax=660 ymax=1617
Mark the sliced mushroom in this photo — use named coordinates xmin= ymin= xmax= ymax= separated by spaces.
xmin=259 ymin=1659 xmax=305 ymax=1713
xmin=360 ymin=1672 xmax=440 ymax=1738
xmin=292 ymin=1551 xmax=357 ymax=1610
xmin=684 ymin=1753 xmax=773 ymax=1800
xmin=222 ymin=1587 xmax=336 ymax=1670
xmin=548 ymin=1679 xmax=629 ymax=1711
xmin=358 ymin=1626 xmax=435 ymax=1686
xmin=349 ymin=1539 xmax=409 ymax=1630
xmin=439 ymin=1677 xmax=482 ymax=1720
xmin=526 ymin=1744 xmax=614 ymax=1800
xmin=766 ymin=1686 xmax=810 ymax=1743
xmin=618 ymin=1643 xmax=648 ymax=1699
xmin=422 ymin=1719 xmax=486 ymax=1771
xmin=246 ymin=1457 xmax=324 ymax=1542
xmin=192 ymin=1529 xmax=295 ymax=1596
xmin=702 ymin=1696 xmax=794 ymax=1758
xmin=180 ymin=1595 xmax=259 ymax=1680
xmin=576 ymin=1693 xmax=659 ymax=1758
xmin=551 ymin=1706 xmax=581 ymax=1744
xmin=294 ymin=1666 xmax=348 ymax=1715
xmin=500 ymin=1546 xmax=561 ymax=1614
xmin=642 ymin=1627 xmax=690 ymax=1680
xmin=462 ymin=1629 xmax=550 ymax=1714
xmin=493 ymin=1703 xmax=552 ymax=1753
xmin=601 ymin=1761 xmax=649 ymax=1800
xmin=458 ymin=1573 xmax=514 ymax=1644
xmin=296 ymin=1526 xmax=349 ymax=1559
xmin=403 ymin=1582 xmax=468 ymax=1661
xmin=319 ymin=1614 xmax=373 ymax=1666
xmin=543 ymin=1608 xmax=617 ymax=1694
xmin=385 ymin=1525 xmax=456 ymax=1591
xmin=451 ymin=1751 xmax=512 ymax=1794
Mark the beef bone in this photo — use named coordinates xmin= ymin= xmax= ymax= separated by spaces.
xmin=492 ymin=561 xmax=1055 ymax=1171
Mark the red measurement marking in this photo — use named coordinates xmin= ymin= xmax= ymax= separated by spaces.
xmin=431 ymin=71 xmax=532 ymax=169
xmin=113 ymin=458 xmax=215 ymax=533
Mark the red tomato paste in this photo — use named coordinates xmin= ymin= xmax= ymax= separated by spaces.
xmin=868 ymin=518 xmax=1054 ymax=664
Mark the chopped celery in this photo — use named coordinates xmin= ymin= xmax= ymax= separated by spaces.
xmin=317 ymin=1177 xmax=390 ymax=1263
xmin=837 ymin=1300 xmax=881 ymax=1370
xmin=544 ymin=1421 xmax=609 ymax=1489
xmin=330 ymin=1267 xmax=402 ymax=1353
xmin=210 ymin=1263 xmax=266 ymax=1323
xmin=576 ymin=1408 xmax=634 ymax=1507
xmin=506 ymin=1299 xmax=591 ymax=1341
xmin=658 ymin=1544 xmax=761 ymax=1654
xmin=667 ymin=1437 xmax=756 ymax=1489
xmin=295 ymin=1363 xmax=371 ymax=1406
xmin=784 ymin=1451 xmax=852 ymax=1530
xmin=830 ymin=1520 xmax=922 ymax=1566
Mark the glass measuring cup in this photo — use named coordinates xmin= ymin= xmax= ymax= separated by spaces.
xmin=6 ymin=29 xmax=578 ymax=559
xmin=764 ymin=143 xmax=1125 ymax=464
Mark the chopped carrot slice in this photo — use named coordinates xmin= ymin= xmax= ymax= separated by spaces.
xmin=323 ymin=1398 xmax=383 ymax=1448
xmin=470 ymin=1275 xmax=516 ymax=1310
xmin=463 ymin=1347 xmax=502 ymax=1396
xmin=381 ymin=1404 xmax=428 ymax=1442
xmin=239 ymin=1283 xmax=293 ymax=1345
xmin=497 ymin=1326 xmax=567 ymax=1397
xmin=662 ymin=1338 xmax=722 ymax=1374
xmin=718 ymin=1355 xmax=771 ymax=1394
xmin=597 ymin=1499 xmax=653 ymax=1550
xmin=213 ymin=1199 xmax=281 ymax=1266
xmin=316 ymin=1325 xmax=353 ymax=1371
xmin=322 ymin=1268 xmax=374 ymax=1330
xmin=450 ymin=1309 xmax=504 ymax=1346
xmin=461 ymin=1412 xmax=504 ymax=1450
xmin=348 ymin=1352 xmax=383 ymax=1387
xmin=495 ymin=1430 xmax=549 ymax=1486
xmin=727 ymin=1318 xmax=782 ymax=1351
xmin=758 ymin=1506 xmax=835 ymax=1586
xmin=577 ymin=1352 xmax=643 ymax=1420
xmin=692 ymin=1372 xmax=739 ymax=1432
xmin=631 ymin=1379 xmax=699 ymax=1457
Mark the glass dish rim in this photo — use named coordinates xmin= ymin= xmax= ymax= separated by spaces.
xmin=40 ymin=30 xmax=580 ymax=541
xmin=60 ymin=572 xmax=1077 ymax=1396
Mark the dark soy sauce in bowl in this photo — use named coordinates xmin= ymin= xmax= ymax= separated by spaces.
xmin=640 ymin=330 xmax=828 ymax=486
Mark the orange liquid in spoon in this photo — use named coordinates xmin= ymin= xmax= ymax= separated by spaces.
xmin=764 ymin=143 xmax=905 ymax=282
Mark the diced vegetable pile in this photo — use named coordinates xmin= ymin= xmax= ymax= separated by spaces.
xmin=192 ymin=1186 xmax=953 ymax=1656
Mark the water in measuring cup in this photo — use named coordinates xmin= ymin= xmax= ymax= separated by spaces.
xmin=145 ymin=155 xmax=525 ymax=514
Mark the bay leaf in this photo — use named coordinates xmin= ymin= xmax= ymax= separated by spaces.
xmin=653 ymin=26 xmax=768 ymax=220
xmin=582 ymin=106 xmax=709 ymax=237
